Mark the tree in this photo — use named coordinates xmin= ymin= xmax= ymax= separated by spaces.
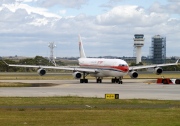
xmin=0 ymin=56 xmax=56 ymax=72
xmin=129 ymin=62 xmax=143 ymax=66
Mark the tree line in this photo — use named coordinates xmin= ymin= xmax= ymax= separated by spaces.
xmin=0 ymin=56 xmax=64 ymax=72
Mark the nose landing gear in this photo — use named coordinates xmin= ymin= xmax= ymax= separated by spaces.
xmin=96 ymin=77 xmax=102 ymax=83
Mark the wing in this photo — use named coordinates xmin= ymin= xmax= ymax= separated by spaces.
xmin=129 ymin=59 xmax=179 ymax=71
xmin=5 ymin=62 xmax=98 ymax=73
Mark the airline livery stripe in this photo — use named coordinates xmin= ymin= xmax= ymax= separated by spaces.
xmin=80 ymin=65 xmax=129 ymax=73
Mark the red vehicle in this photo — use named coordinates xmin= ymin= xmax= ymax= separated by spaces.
xmin=157 ymin=78 xmax=180 ymax=84
xmin=157 ymin=78 xmax=173 ymax=84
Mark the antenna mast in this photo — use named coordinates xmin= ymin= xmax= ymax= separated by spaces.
xmin=48 ymin=42 xmax=56 ymax=66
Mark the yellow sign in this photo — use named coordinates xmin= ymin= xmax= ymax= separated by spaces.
xmin=105 ymin=94 xmax=119 ymax=99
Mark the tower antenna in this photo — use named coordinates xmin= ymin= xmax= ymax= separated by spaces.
xmin=48 ymin=42 xmax=56 ymax=66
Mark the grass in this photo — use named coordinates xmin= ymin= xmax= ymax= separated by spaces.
xmin=1 ymin=109 xmax=179 ymax=126
xmin=0 ymin=82 xmax=57 ymax=87
xmin=0 ymin=97 xmax=179 ymax=126
xmin=0 ymin=82 xmax=32 ymax=87
xmin=1 ymin=97 xmax=180 ymax=106
xmin=0 ymin=73 xmax=72 ymax=80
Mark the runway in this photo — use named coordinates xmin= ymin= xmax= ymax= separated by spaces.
xmin=0 ymin=79 xmax=179 ymax=100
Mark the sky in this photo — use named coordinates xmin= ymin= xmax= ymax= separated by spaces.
xmin=0 ymin=0 xmax=179 ymax=58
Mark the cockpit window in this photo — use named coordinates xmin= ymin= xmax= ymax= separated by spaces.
xmin=119 ymin=64 xmax=127 ymax=66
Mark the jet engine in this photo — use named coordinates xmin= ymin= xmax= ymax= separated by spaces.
xmin=154 ymin=67 xmax=163 ymax=75
xmin=73 ymin=72 xmax=82 ymax=79
xmin=37 ymin=69 xmax=46 ymax=76
xmin=128 ymin=71 xmax=138 ymax=79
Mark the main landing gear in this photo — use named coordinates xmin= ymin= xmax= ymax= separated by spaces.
xmin=80 ymin=72 xmax=89 ymax=83
xmin=111 ymin=77 xmax=123 ymax=84
xmin=96 ymin=77 xmax=102 ymax=83
xmin=79 ymin=72 xmax=123 ymax=84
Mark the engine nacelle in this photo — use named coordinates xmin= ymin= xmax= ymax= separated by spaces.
xmin=37 ymin=69 xmax=46 ymax=76
xmin=128 ymin=71 xmax=138 ymax=79
xmin=154 ymin=67 xmax=163 ymax=75
xmin=72 ymin=72 xmax=82 ymax=79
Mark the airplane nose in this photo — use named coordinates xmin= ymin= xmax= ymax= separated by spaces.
xmin=124 ymin=67 xmax=129 ymax=72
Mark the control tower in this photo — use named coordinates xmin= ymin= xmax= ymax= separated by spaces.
xmin=133 ymin=34 xmax=145 ymax=64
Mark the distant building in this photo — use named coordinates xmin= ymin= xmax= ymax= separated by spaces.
xmin=150 ymin=35 xmax=166 ymax=64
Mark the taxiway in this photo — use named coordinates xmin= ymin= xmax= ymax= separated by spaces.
xmin=0 ymin=79 xmax=179 ymax=100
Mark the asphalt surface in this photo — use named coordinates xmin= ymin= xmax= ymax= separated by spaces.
xmin=0 ymin=79 xmax=179 ymax=100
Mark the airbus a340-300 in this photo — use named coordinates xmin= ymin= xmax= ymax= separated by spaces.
xmin=5 ymin=35 xmax=179 ymax=84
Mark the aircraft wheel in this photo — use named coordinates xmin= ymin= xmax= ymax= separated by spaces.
xmin=80 ymin=79 xmax=88 ymax=83
xmin=97 ymin=79 xmax=102 ymax=83
xmin=80 ymin=79 xmax=84 ymax=83
xmin=118 ymin=81 xmax=123 ymax=84
xmin=115 ymin=79 xmax=119 ymax=83
xmin=111 ymin=79 xmax=115 ymax=83
xmin=175 ymin=79 xmax=180 ymax=84
xmin=85 ymin=79 xmax=88 ymax=83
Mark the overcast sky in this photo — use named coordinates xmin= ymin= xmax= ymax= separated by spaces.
xmin=0 ymin=0 xmax=179 ymax=57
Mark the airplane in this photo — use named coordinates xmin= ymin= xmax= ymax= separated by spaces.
xmin=4 ymin=35 xmax=179 ymax=84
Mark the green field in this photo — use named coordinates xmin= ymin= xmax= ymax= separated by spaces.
xmin=0 ymin=97 xmax=180 ymax=126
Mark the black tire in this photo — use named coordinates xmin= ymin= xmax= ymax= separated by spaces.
xmin=80 ymin=79 xmax=84 ymax=83
xmin=99 ymin=79 xmax=102 ymax=83
xmin=175 ymin=79 xmax=180 ymax=84
xmin=111 ymin=79 xmax=115 ymax=83
xmin=118 ymin=81 xmax=123 ymax=84
xmin=85 ymin=79 xmax=88 ymax=83
xmin=115 ymin=79 xmax=119 ymax=83
xmin=97 ymin=79 xmax=102 ymax=83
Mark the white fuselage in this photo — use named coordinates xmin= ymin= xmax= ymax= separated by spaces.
xmin=78 ymin=58 xmax=129 ymax=77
